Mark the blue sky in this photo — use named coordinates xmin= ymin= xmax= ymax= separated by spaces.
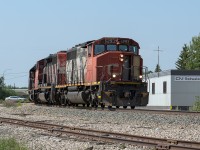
xmin=0 ymin=0 xmax=200 ymax=87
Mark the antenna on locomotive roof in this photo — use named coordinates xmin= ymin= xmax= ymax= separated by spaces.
xmin=154 ymin=46 xmax=163 ymax=77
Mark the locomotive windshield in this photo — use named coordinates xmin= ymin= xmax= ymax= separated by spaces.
xmin=129 ymin=46 xmax=138 ymax=54
xmin=107 ymin=45 xmax=116 ymax=51
xmin=119 ymin=45 xmax=128 ymax=51
xmin=94 ymin=44 xmax=138 ymax=55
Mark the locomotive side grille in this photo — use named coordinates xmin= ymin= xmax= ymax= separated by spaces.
xmin=132 ymin=56 xmax=141 ymax=79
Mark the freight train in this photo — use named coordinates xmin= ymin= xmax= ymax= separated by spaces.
xmin=28 ymin=37 xmax=149 ymax=109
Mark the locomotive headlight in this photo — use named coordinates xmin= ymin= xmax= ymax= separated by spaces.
xmin=139 ymin=75 xmax=143 ymax=79
xmin=119 ymin=58 xmax=124 ymax=62
xmin=119 ymin=54 xmax=124 ymax=61
xmin=112 ymin=74 xmax=117 ymax=78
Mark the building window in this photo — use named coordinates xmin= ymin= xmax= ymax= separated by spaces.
xmin=163 ymin=81 xmax=167 ymax=94
xmin=152 ymin=83 xmax=155 ymax=94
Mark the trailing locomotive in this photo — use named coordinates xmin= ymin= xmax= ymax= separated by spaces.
xmin=28 ymin=37 xmax=148 ymax=109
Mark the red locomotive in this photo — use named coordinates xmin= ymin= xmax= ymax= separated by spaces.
xmin=28 ymin=37 xmax=148 ymax=109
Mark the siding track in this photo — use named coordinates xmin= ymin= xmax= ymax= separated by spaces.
xmin=0 ymin=117 xmax=200 ymax=150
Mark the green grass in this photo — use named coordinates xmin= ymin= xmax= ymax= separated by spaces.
xmin=0 ymin=138 xmax=28 ymax=150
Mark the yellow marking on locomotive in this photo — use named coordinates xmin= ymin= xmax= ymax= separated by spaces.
xmin=38 ymin=86 xmax=51 ymax=89
xmin=54 ymin=82 xmax=100 ymax=88
xmin=56 ymin=85 xmax=67 ymax=88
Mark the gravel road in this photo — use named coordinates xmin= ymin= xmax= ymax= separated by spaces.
xmin=0 ymin=103 xmax=200 ymax=150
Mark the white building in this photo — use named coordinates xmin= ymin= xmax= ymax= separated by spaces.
xmin=147 ymin=70 xmax=200 ymax=110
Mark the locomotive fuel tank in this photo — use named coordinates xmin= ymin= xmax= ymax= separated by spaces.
xmin=38 ymin=93 xmax=48 ymax=102
xmin=66 ymin=91 xmax=90 ymax=104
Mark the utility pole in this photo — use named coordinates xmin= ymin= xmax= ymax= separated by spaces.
xmin=154 ymin=46 xmax=163 ymax=77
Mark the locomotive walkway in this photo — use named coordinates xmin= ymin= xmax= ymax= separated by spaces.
xmin=0 ymin=117 xmax=199 ymax=150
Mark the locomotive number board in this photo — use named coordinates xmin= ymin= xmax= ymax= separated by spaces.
xmin=104 ymin=38 xmax=130 ymax=44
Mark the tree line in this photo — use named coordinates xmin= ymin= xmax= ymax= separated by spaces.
xmin=150 ymin=33 xmax=200 ymax=72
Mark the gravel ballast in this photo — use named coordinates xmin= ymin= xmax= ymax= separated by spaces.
xmin=0 ymin=103 xmax=200 ymax=150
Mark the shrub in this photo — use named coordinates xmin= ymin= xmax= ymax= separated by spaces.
xmin=192 ymin=100 xmax=200 ymax=111
xmin=0 ymin=138 xmax=28 ymax=150
xmin=2 ymin=100 xmax=18 ymax=107
xmin=0 ymin=88 xmax=17 ymax=100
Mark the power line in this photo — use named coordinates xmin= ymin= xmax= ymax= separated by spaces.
xmin=6 ymin=72 xmax=28 ymax=75
xmin=6 ymin=75 xmax=28 ymax=80
xmin=1 ymin=72 xmax=27 ymax=75
xmin=154 ymin=46 xmax=163 ymax=77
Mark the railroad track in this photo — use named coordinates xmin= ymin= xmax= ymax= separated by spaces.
xmin=119 ymin=108 xmax=200 ymax=115
xmin=0 ymin=117 xmax=200 ymax=150
xmin=34 ymin=103 xmax=200 ymax=115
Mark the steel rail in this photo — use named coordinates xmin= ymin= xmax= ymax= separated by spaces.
xmin=118 ymin=108 xmax=200 ymax=115
xmin=0 ymin=117 xmax=200 ymax=150
xmin=33 ymin=103 xmax=200 ymax=115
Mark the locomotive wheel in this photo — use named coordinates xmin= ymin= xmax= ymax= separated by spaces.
xmin=116 ymin=106 xmax=120 ymax=109
xmin=92 ymin=101 xmax=98 ymax=108
xmin=123 ymin=106 xmax=127 ymax=109
xmin=101 ymin=103 xmax=105 ymax=110
xmin=60 ymin=96 xmax=66 ymax=106
xmin=63 ymin=98 xmax=68 ymax=106
xmin=108 ymin=106 xmax=116 ymax=111
xmin=131 ymin=106 xmax=135 ymax=109
xmin=58 ymin=96 xmax=62 ymax=106
xmin=108 ymin=106 xmax=112 ymax=109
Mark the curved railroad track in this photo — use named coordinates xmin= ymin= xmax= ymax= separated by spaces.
xmin=0 ymin=117 xmax=199 ymax=150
